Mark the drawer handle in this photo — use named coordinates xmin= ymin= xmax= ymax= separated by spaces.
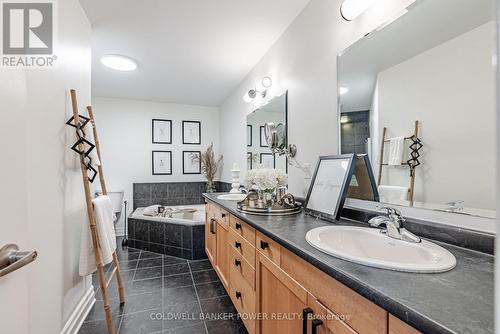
xmin=221 ymin=213 xmax=226 ymax=218
xmin=260 ymin=240 xmax=269 ymax=250
xmin=235 ymin=223 xmax=242 ymax=230
xmin=210 ymin=219 xmax=216 ymax=234
xmin=234 ymin=241 xmax=241 ymax=249
xmin=235 ymin=291 xmax=242 ymax=299
xmin=302 ymin=307 xmax=313 ymax=334
xmin=312 ymin=319 xmax=324 ymax=334
xmin=234 ymin=259 xmax=241 ymax=267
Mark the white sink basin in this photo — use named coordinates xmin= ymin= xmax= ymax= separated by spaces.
xmin=306 ymin=226 xmax=456 ymax=273
xmin=217 ymin=193 xmax=247 ymax=201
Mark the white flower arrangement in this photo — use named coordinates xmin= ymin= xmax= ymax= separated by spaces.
xmin=245 ymin=168 xmax=288 ymax=191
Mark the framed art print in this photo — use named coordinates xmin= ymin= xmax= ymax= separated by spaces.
xmin=152 ymin=151 xmax=172 ymax=175
xmin=247 ymin=125 xmax=253 ymax=147
xmin=152 ymin=119 xmax=172 ymax=144
xmin=260 ymin=126 xmax=267 ymax=147
xmin=182 ymin=121 xmax=201 ymax=144
xmin=183 ymin=151 xmax=201 ymax=174
xmin=260 ymin=153 xmax=275 ymax=169
xmin=304 ymin=154 xmax=356 ymax=221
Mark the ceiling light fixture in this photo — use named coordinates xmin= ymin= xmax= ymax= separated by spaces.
xmin=340 ymin=86 xmax=349 ymax=95
xmin=101 ymin=54 xmax=138 ymax=71
xmin=340 ymin=0 xmax=375 ymax=21
xmin=243 ymin=76 xmax=273 ymax=103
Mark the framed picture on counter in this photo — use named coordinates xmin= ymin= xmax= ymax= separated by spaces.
xmin=304 ymin=154 xmax=356 ymax=221
xmin=182 ymin=121 xmax=201 ymax=144
xmin=152 ymin=151 xmax=172 ymax=175
xmin=152 ymin=119 xmax=172 ymax=144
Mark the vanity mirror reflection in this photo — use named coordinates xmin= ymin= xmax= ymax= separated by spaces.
xmin=338 ymin=0 xmax=495 ymax=219
xmin=246 ymin=92 xmax=288 ymax=173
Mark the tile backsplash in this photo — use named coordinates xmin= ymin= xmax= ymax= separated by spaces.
xmin=133 ymin=181 xmax=232 ymax=209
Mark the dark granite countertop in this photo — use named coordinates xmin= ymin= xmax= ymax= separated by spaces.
xmin=203 ymin=193 xmax=494 ymax=334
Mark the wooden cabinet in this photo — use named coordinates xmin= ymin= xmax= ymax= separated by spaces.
xmin=204 ymin=209 xmax=217 ymax=264
xmin=205 ymin=201 xmax=421 ymax=334
xmin=215 ymin=217 xmax=230 ymax=289
xmin=256 ymin=251 xmax=308 ymax=334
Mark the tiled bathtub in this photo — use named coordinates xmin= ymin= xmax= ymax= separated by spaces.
xmin=127 ymin=204 xmax=206 ymax=260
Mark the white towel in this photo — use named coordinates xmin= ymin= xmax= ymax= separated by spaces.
xmin=378 ymin=185 xmax=409 ymax=205
xmin=84 ymin=121 xmax=101 ymax=166
xmin=388 ymin=136 xmax=405 ymax=166
xmin=79 ymin=195 xmax=117 ymax=276
xmin=142 ymin=205 xmax=160 ymax=216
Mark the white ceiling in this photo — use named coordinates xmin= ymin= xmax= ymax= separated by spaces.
xmin=339 ymin=0 xmax=493 ymax=112
xmin=79 ymin=0 xmax=310 ymax=107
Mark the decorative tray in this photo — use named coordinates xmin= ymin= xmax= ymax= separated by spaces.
xmin=236 ymin=202 xmax=303 ymax=216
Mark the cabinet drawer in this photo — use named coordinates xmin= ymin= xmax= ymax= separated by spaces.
xmin=228 ymin=228 xmax=255 ymax=267
xmin=230 ymin=261 xmax=256 ymax=334
xmin=389 ymin=315 xmax=421 ymax=334
xmin=229 ymin=215 xmax=256 ymax=245
xmin=281 ymin=248 xmax=387 ymax=334
xmin=256 ymin=231 xmax=281 ymax=266
xmin=307 ymin=293 xmax=357 ymax=334
xmin=230 ymin=246 xmax=255 ymax=289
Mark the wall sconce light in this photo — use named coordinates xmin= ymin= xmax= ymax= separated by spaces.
xmin=340 ymin=0 xmax=375 ymax=21
xmin=243 ymin=76 xmax=273 ymax=103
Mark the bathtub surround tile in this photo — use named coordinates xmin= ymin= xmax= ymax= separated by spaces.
xmin=181 ymin=249 xmax=193 ymax=260
xmin=181 ymin=226 xmax=192 ymax=249
xmin=134 ymin=240 xmax=150 ymax=252
xmin=150 ymin=221 xmax=165 ymax=244
xmin=133 ymin=183 xmax=152 ymax=200
xmin=165 ymin=224 xmax=182 ymax=248
xmin=150 ymin=242 xmax=166 ymax=255
xmin=132 ymin=181 xmax=234 ymax=210
xmin=166 ymin=246 xmax=184 ymax=258
xmin=193 ymin=248 xmax=207 ymax=260
xmin=135 ymin=220 xmax=150 ymax=242
xmin=192 ymin=226 xmax=204 ymax=249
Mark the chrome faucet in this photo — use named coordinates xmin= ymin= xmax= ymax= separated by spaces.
xmin=369 ymin=207 xmax=421 ymax=243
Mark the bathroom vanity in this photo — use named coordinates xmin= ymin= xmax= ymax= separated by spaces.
xmin=203 ymin=194 xmax=493 ymax=334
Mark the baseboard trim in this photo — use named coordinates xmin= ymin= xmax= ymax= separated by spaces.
xmin=60 ymin=287 xmax=95 ymax=334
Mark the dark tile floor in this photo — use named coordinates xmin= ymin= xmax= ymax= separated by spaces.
xmin=79 ymin=242 xmax=247 ymax=334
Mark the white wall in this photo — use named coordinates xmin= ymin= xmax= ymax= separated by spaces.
xmin=375 ymin=22 xmax=495 ymax=210
xmin=218 ymin=0 xmax=416 ymax=195
xmin=92 ymin=97 xmax=220 ymax=233
xmin=0 ymin=0 xmax=93 ymax=333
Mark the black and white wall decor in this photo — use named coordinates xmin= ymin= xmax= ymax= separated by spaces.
xmin=182 ymin=121 xmax=201 ymax=144
xmin=152 ymin=151 xmax=172 ymax=175
xmin=152 ymin=119 xmax=172 ymax=144
xmin=260 ymin=153 xmax=275 ymax=169
xmin=247 ymin=125 xmax=253 ymax=147
xmin=259 ymin=126 xmax=267 ymax=147
xmin=183 ymin=151 xmax=201 ymax=174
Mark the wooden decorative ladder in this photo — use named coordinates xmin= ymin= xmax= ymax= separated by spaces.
xmin=377 ymin=120 xmax=422 ymax=207
xmin=68 ymin=89 xmax=125 ymax=334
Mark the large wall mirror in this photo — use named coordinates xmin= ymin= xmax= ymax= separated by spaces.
xmin=246 ymin=92 xmax=288 ymax=173
xmin=338 ymin=0 xmax=495 ymax=219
